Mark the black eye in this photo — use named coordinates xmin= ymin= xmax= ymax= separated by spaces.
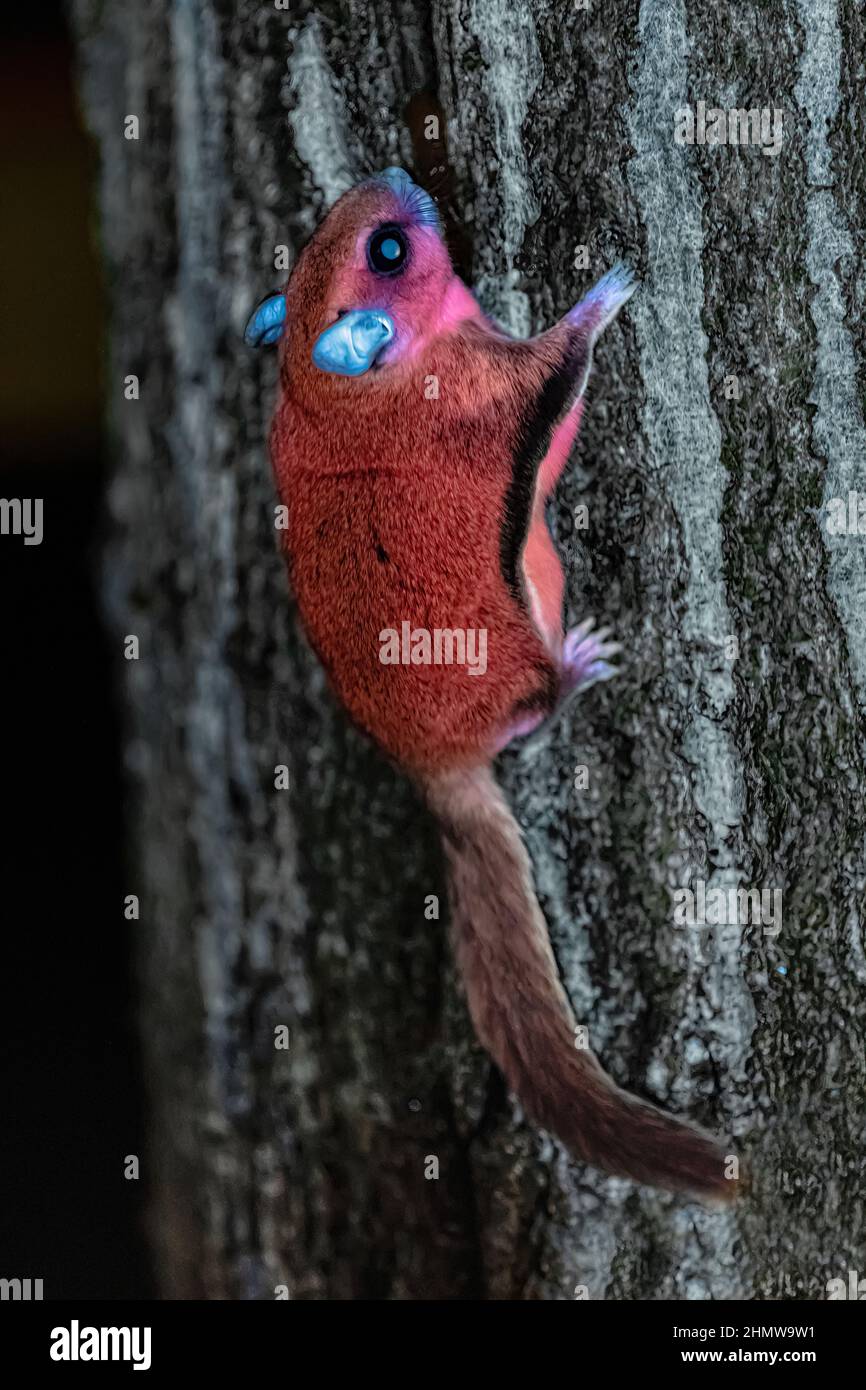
xmin=367 ymin=225 xmax=408 ymax=275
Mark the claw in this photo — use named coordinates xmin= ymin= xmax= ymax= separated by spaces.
xmin=585 ymin=659 xmax=618 ymax=684
xmin=562 ymin=618 xmax=621 ymax=695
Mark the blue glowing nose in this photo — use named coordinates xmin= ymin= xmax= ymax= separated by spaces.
xmin=312 ymin=309 xmax=395 ymax=376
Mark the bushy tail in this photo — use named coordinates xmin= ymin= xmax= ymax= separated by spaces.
xmin=422 ymin=764 xmax=739 ymax=1202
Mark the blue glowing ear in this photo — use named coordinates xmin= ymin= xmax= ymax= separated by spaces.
xmin=312 ymin=309 xmax=395 ymax=376
xmin=244 ymin=292 xmax=287 ymax=347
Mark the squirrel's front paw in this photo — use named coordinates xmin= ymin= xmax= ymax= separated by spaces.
xmin=562 ymin=618 xmax=621 ymax=694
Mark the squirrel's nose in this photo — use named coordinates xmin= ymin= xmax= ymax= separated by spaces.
xmin=311 ymin=309 xmax=395 ymax=377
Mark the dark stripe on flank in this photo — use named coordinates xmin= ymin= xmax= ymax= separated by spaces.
xmin=499 ymin=333 xmax=591 ymax=606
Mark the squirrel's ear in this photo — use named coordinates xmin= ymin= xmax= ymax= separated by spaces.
xmin=244 ymin=292 xmax=287 ymax=347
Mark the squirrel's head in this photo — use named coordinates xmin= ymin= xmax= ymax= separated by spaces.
xmin=246 ymin=168 xmax=477 ymax=395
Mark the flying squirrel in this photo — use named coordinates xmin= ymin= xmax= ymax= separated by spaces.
xmin=246 ymin=167 xmax=739 ymax=1203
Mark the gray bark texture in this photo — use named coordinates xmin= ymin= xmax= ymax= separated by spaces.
xmin=72 ymin=0 xmax=866 ymax=1300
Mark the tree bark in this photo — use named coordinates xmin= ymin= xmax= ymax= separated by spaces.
xmin=72 ymin=0 xmax=866 ymax=1300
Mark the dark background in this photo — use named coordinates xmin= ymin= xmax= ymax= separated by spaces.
xmin=0 ymin=4 xmax=153 ymax=1297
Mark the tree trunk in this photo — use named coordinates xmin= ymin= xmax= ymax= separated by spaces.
xmin=72 ymin=0 xmax=866 ymax=1300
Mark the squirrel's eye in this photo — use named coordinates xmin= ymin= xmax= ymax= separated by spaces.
xmin=367 ymin=225 xmax=408 ymax=275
